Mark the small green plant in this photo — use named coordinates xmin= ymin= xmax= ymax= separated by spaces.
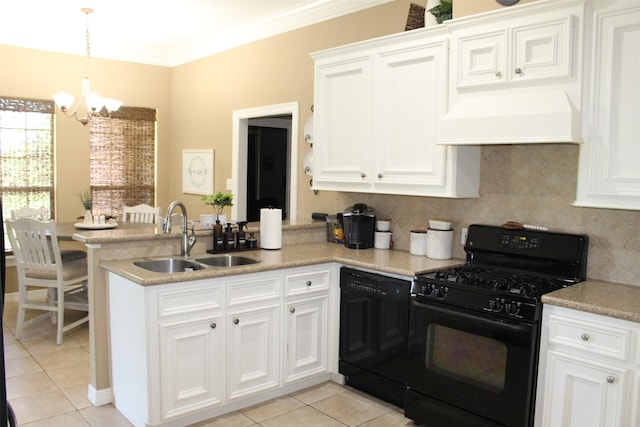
xmin=429 ymin=0 xmax=452 ymax=24
xmin=201 ymin=191 xmax=234 ymax=216
xmin=76 ymin=190 xmax=92 ymax=210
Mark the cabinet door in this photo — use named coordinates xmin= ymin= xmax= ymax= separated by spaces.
xmin=284 ymin=296 xmax=328 ymax=383
xmin=540 ymin=351 xmax=627 ymax=427
xmin=455 ymin=30 xmax=507 ymax=88
xmin=227 ymin=305 xmax=280 ymax=400
xmin=373 ymin=38 xmax=450 ymax=194
xmin=510 ymin=16 xmax=573 ymax=82
xmin=313 ymin=54 xmax=373 ymax=191
xmin=575 ymin=4 xmax=640 ymax=210
xmin=159 ymin=315 xmax=223 ymax=420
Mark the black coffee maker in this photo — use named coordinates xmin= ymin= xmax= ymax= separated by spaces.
xmin=342 ymin=203 xmax=376 ymax=249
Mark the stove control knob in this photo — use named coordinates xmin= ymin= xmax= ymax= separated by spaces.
xmin=435 ymin=286 xmax=447 ymax=299
xmin=424 ymin=283 xmax=434 ymax=296
xmin=489 ymin=299 xmax=502 ymax=312
xmin=505 ymin=302 xmax=518 ymax=315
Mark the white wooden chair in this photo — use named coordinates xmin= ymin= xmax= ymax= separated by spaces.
xmin=6 ymin=217 xmax=89 ymax=345
xmin=11 ymin=206 xmax=86 ymax=263
xmin=11 ymin=207 xmax=49 ymax=220
xmin=122 ymin=204 xmax=161 ymax=224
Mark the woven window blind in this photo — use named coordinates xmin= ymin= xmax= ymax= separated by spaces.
xmin=89 ymin=106 xmax=156 ymax=219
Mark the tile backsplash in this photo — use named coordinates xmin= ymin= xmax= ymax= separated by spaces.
xmin=337 ymin=144 xmax=640 ymax=287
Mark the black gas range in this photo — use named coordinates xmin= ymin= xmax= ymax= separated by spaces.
xmin=413 ymin=223 xmax=589 ymax=323
xmin=406 ymin=224 xmax=588 ymax=427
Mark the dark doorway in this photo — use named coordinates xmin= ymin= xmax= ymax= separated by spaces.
xmin=246 ymin=125 xmax=288 ymax=222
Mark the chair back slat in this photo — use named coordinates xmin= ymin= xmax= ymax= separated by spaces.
xmin=122 ymin=204 xmax=161 ymax=224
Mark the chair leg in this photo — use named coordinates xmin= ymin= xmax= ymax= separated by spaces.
xmin=48 ymin=288 xmax=58 ymax=325
xmin=15 ymin=285 xmax=28 ymax=340
xmin=56 ymin=285 xmax=64 ymax=346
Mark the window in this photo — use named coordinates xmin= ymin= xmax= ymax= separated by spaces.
xmin=89 ymin=106 xmax=156 ymax=219
xmin=0 ymin=97 xmax=55 ymax=249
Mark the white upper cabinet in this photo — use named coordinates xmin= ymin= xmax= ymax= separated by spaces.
xmin=441 ymin=0 xmax=585 ymax=145
xmin=455 ymin=16 xmax=573 ymax=88
xmin=574 ymin=1 xmax=640 ymax=211
xmin=312 ymin=28 xmax=480 ymax=198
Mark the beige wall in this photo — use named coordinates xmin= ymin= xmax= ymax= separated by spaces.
xmin=170 ymin=1 xmax=416 ymax=221
xmin=0 ymin=45 xmax=173 ymax=222
xmin=453 ymin=0 xmax=538 ymax=18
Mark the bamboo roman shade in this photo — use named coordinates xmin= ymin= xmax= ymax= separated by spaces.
xmin=89 ymin=106 xmax=157 ymax=219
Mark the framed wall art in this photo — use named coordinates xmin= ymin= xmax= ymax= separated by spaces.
xmin=182 ymin=149 xmax=214 ymax=195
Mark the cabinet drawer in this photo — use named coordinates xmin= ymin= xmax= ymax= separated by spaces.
xmin=285 ymin=269 xmax=330 ymax=297
xmin=548 ymin=314 xmax=632 ymax=362
xmin=157 ymin=284 xmax=222 ymax=319
xmin=227 ymin=275 xmax=281 ymax=306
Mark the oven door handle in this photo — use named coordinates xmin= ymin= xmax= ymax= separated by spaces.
xmin=411 ymin=299 xmax=533 ymax=334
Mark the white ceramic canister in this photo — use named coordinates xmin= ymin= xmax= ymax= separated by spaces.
xmin=426 ymin=228 xmax=454 ymax=259
xmin=410 ymin=230 xmax=428 ymax=256
xmin=374 ymin=231 xmax=392 ymax=249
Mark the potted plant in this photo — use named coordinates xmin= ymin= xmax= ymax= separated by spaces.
xmin=427 ymin=0 xmax=452 ymax=25
xmin=201 ymin=191 xmax=234 ymax=225
xmin=76 ymin=189 xmax=93 ymax=223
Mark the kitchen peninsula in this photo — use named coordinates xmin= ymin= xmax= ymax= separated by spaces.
xmin=72 ymin=220 xmax=462 ymax=410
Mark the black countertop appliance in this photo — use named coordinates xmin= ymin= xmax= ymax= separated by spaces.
xmin=342 ymin=203 xmax=375 ymax=249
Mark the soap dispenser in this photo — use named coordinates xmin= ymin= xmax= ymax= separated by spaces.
xmin=236 ymin=221 xmax=248 ymax=249
xmin=213 ymin=220 xmax=224 ymax=252
xmin=224 ymin=223 xmax=236 ymax=250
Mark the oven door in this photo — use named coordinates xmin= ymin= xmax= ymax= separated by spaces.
xmin=406 ymin=298 xmax=539 ymax=427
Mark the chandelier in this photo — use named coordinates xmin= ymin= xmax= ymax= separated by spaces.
xmin=52 ymin=8 xmax=121 ymax=125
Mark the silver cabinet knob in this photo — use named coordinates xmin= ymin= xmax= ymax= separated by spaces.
xmin=233 ymin=318 xmax=239 ymax=325
xmin=495 ymin=71 xmax=502 ymax=77
xmin=306 ymin=280 xmax=312 ymax=287
xmin=290 ymin=307 xmax=296 ymax=313
xmin=361 ymin=173 xmax=366 ymax=179
xmin=581 ymin=333 xmax=590 ymax=341
xmin=378 ymin=173 xmax=383 ymax=179
xmin=515 ymin=67 xmax=523 ymax=74
xmin=607 ymin=376 xmax=615 ymax=384
xmin=210 ymin=322 xmax=217 ymax=329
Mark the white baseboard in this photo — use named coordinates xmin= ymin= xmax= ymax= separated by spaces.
xmin=88 ymin=384 xmax=113 ymax=406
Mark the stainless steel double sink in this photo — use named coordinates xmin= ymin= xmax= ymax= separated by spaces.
xmin=134 ymin=255 xmax=260 ymax=273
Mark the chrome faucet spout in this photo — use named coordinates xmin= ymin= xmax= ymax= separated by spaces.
xmin=163 ymin=201 xmax=196 ymax=257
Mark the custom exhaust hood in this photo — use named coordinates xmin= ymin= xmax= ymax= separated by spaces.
xmin=437 ymin=90 xmax=582 ymax=145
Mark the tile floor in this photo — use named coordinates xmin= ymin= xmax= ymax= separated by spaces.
xmin=3 ymin=300 xmax=419 ymax=426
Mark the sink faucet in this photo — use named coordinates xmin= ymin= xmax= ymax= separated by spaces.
xmin=163 ymin=201 xmax=196 ymax=257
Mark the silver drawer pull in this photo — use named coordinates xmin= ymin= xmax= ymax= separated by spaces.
xmin=306 ymin=280 xmax=312 ymax=287
xmin=233 ymin=318 xmax=240 ymax=325
xmin=290 ymin=307 xmax=296 ymax=313
xmin=378 ymin=173 xmax=383 ymax=179
xmin=581 ymin=333 xmax=590 ymax=341
xmin=361 ymin=173 xmax=366 ymax=179
xmin=515 ymin=67 xmax=523 ymax=74
xmin=495 ymin=71 xmax=502 ymax=77
xmin=210 ymin=322 xmax=217 ymax=329
xmin=607 ymin=376 xmax=615 ymax=384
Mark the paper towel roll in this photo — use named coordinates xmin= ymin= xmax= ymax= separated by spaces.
xmin=260 ymin=208 xmax=282 ymax=250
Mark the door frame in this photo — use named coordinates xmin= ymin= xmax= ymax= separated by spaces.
xmin=231 ymin=102 xmax=299 ymax=222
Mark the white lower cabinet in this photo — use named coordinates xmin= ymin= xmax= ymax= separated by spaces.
xmin=159 ymin=314 xmax=224 ymax=420
xmin=227 ymin=304 xmax=280 ymax=400
xmin=108 ymin=264 xmax=337 ymax=427
xmin=535 ymin=305 xmax=639 ymax=427
xmin=284 ymin=296 xmax=328 ymax=383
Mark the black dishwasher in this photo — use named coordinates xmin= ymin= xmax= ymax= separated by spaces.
xmin=339 ymin=267 xmax=410 ymax=408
